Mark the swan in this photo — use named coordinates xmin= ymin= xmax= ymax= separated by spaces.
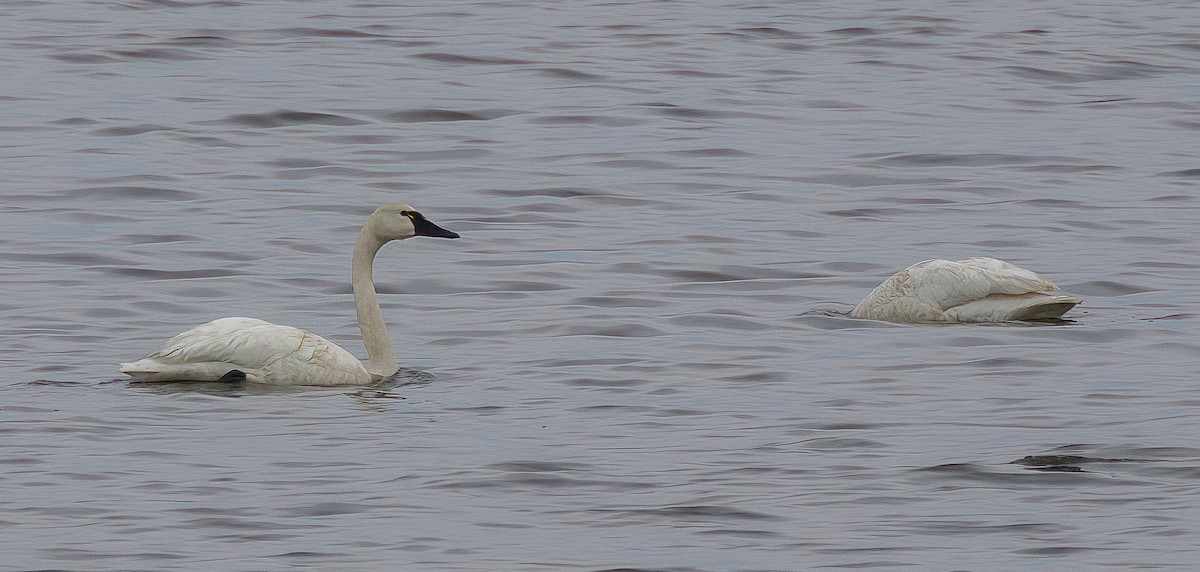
xmin=119 ymin=203 xmax=459 ymax=385
xmin=850 ymin=257 xmax=1080 ymax=323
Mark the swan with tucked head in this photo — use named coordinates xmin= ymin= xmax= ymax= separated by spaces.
xmin=120 ymin=203 xmax=459 ymax=385
xmin=851 ymin=257 xmax=1080 ymax=323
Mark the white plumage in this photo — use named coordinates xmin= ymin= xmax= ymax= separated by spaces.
xmin=120 ymin=203 xmax=459 ymax=385
xmin=850 ymin=257 xmax=1080 ymax=323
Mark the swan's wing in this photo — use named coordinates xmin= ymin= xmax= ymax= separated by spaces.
xmin=907 ymin=258 xmax=1060 ymax=311
xmin=143 ymin=317 xmax=304 ymax=368
xmin=272 ymin=330 xmax=375 ymax=386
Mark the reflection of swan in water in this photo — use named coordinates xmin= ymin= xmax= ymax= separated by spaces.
xmin=851 ymin=257 xmax=1080 ymax=323
xmin=120 ymin=204 xmax=459 ymax=385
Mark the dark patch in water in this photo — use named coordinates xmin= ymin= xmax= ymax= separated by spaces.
xmin=381 ymin=108 xmax=516 ymax=122
xmin=532 ymin=67 xmax=606 ymax=80
xmin=222 ymin=110 xmax=367 ymax=128
xmin=92 ymin=124 xmax=175 ymax=136
xmin=412 ymin=52 xmax=530 ymax=65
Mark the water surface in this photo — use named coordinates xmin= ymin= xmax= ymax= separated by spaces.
xmin=3 ymin=1 xmax=1200 ymax=570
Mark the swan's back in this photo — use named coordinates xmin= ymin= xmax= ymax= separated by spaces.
xmin=851 ymin=258 xmax=1081 ymax=323
xmin=119 ymin=317 xmax=373 ymax=385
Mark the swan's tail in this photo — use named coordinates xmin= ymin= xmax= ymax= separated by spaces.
xmin=119 ymin=359 xmax=260 ymax=382
xmin=1007 ymin=295 xmax=1083 ymax=321
xmin=948 ymin=293 xmax=1082 ymax=322
xmin=119 ymin=360 xmax=158 ymax=380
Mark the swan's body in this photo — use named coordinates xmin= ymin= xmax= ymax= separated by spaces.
xmin=850 ymin=257 xmax=1080 ymax=323
xmin=120 ymin=203 xmax=459 ymax=385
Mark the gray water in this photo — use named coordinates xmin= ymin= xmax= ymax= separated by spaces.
xmin=3 ymin=1 xmax=1200 ymax=570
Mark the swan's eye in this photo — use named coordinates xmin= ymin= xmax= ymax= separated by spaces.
xmin=402 ymin=210 xmax=425 ymax=222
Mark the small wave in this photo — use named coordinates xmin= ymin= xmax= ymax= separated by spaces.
xmin=412 ymin=52 xmax=530 ymax=65
xmin=381 ymin=108 xmax=516 ymax=122
xmin=221 ymin=110 xmax=367 ymax=128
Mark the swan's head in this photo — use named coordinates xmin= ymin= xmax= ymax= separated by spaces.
xmin=370 ymin=203 xmax=460 ymax=241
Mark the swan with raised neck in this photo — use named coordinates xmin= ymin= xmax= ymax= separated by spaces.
xmin=119 ymin=203 xmax=459 ymax=385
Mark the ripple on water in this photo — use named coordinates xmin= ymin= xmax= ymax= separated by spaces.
xmin=219 ymin=110 xmax=368 ymax=128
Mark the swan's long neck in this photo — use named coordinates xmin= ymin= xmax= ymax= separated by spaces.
xmin=351 ymin=221 xmax=398 ymax=378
